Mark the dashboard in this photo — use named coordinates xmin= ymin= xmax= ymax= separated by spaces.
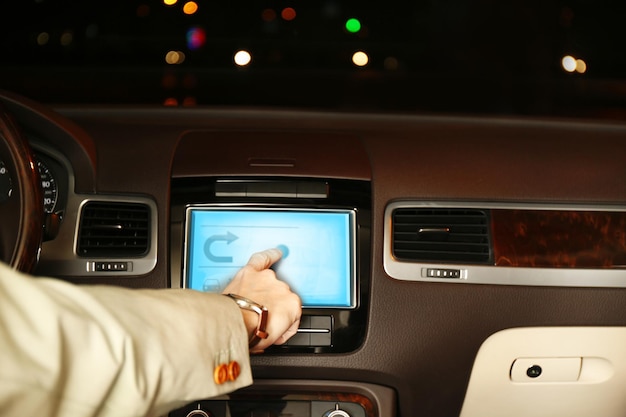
xmin=2 ymin=89 xmax=626 ymax=417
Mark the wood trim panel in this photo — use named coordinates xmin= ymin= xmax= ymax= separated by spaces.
xmin=492 ymin=209 xmax=626 ymax=268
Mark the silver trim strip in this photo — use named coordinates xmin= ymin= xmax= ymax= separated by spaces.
xmin=297 ymin=328 xmax=331 ymax=334
xmin=384 ymin=201 xmax=626 ymax=288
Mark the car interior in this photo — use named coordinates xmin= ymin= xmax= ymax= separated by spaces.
xmin=2 ymin=1 xmax=626 ymax=416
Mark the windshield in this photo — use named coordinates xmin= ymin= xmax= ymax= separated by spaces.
xmin=2 ymin=1 xmax=625 ymax=119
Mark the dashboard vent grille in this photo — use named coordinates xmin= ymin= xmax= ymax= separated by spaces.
xmin=392 ymin=208 xmax=491 ymax=264
xmin=77 ymin=201 xmax=150 ymax=257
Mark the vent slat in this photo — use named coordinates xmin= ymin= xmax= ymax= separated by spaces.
xmin=394 ymin=242 xmax=489 ymax=250
xmin=77 ymin=202 xmax=151 ymax=257
xmin=392 ymin=208 xmax=492 ymax=264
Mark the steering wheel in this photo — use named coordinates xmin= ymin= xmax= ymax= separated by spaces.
xmin=0 ymin=105 xmax=43 ymax=272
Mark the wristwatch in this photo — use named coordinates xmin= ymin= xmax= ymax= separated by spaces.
xmin=226 ymin=293 xmax=269 ymax=348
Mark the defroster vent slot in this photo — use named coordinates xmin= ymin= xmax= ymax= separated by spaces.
xmin=392 ymin=208 xmax=492 ymax=264
xmin=77 ymin=201 xmax=151 ymax=257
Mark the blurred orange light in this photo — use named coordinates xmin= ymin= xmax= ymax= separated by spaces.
xmin=163 ymin=98 xmax=179 ymax=106
xmin=161 ymin=73 xmax=178 ymax=89
xmin=281 ymin=7 xmax=296 ymax=21
xmin=182 ymin=96 xmax=197 ymax=106
xmin=182 ymin=74 xmax=198 ymax=89
xmin=384 ymin=56 xmax=399 ymax=71
xmin=262 ymin=8 xmax=277 ymax=22
xmin=165 ymin=50 xmax=186 ymax=64
xmin=60 ymin=31 xmax=73 ymax=46
xmin=183 ymin=1 xmax=198 ymax=15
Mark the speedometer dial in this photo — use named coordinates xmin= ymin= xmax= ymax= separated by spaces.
xmin=37 ymin=159 xmax=58 ymax=214
xmin=1 ymin=157 xmax=60 ymax=214
xmin=0 ymin=161 xmax=12 ymax=202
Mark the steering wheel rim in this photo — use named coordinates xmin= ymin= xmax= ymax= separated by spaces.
xmin=0 ymin=105 xmax=43 ymax=272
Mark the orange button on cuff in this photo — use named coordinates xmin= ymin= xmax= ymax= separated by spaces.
xmin=228 ymin=360 xmax=241 ymax=381
xmin=214 ymin=361 xmax=241 ymax=385
xmin=213 ymin=364 xmax=228 ymax=385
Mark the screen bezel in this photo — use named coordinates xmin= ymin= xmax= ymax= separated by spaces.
xmin=183 ymin=205 xmax=358 ymax=309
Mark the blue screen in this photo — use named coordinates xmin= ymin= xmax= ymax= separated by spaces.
xmin=185 ymin=208 xmax=355 ymax=308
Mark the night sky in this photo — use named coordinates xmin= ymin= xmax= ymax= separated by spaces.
xmin=1 ymin=0 xmax=625 ymax=118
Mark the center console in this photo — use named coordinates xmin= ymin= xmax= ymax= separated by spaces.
xmin=170 ymin=177 xmax=371 ymax=353
xmin=167 ymin=130 xmax=390 ymax=416
xmin=168 ymin=380 xmax=395 ymax=417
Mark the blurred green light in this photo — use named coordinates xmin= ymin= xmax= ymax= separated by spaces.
xmin=345 ymin=18 xmax=361 ymax=33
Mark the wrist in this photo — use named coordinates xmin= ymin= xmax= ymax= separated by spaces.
xmin=226 ymin=293 xmax=269 ymax=349
xmin=240 ymin=309 xmax=259 ymax=338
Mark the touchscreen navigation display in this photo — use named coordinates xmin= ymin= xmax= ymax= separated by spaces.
xmin=184 ymin=207 xmax=356 ymax=308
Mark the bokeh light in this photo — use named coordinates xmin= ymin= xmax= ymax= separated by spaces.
xmin=186 ymin=26 xmax=206 ymax=50
xmin=163 ymin=0 xmax=177 ymax=5
xmin=182 ymin=96 xmax=197 ymax=106
xmin=161 ymin=73 xmax=178 ymax=89
xmin=234 ymin=50 xmax=252 ymax=66
xmin=183 ymin=1 xmax=198 ymax=15
xmin=261 ymin=8 xmax=277 ymax=22
xmin=345 ymin=18 xmax=361 ymax=33
xmin=165 ymin=50 xmax=186 ymax=64
xmin=60 ymin=31 xmax=73 ymax=46
xmin=352 ymin=51 xmax=369 ymax=67
xmin=281 ymin=7 xmax=296 ymax=21
xmin=561 ymin=55 xmax=576 ymax=72
xmin=182 ymin=74 xmax=198 ymax=89
xmin=562 ymin=55 xmax=587 ymax=74
xmin=36 ymin=32 xmax=50 ymax=46
xmin=384 ymin=56 xmax=399 ymax=71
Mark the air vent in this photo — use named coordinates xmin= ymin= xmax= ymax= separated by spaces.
xmin=77 ymin=201 xmax=150 ymax=257
xmin=392 ymin=208 xmax=491 ymax=264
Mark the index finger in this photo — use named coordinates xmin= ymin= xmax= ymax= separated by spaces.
xmin=246 ymin=248 xmax=283 ymax=271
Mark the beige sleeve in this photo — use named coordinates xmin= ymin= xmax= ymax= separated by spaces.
xmin=0 ymin=262 xmax=252 ymax=417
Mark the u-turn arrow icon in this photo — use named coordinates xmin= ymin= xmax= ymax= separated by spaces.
xmin=203 ymin=231 xmax=239 ymax=262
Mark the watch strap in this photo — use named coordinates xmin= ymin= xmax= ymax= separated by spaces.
xmin=226 ymin=293 xmax=269 ymax=348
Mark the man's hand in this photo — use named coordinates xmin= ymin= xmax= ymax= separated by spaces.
xmin=223 ymin=248 xmax=302 ymax=353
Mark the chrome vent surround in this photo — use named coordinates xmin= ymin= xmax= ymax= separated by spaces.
xmin=384 ymin=201 xmax=626 ymax=288
xmin=392 ymin=207 xmax=492 ymax=264
xmin=77 ymin=201 xmax=151 ymax=257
